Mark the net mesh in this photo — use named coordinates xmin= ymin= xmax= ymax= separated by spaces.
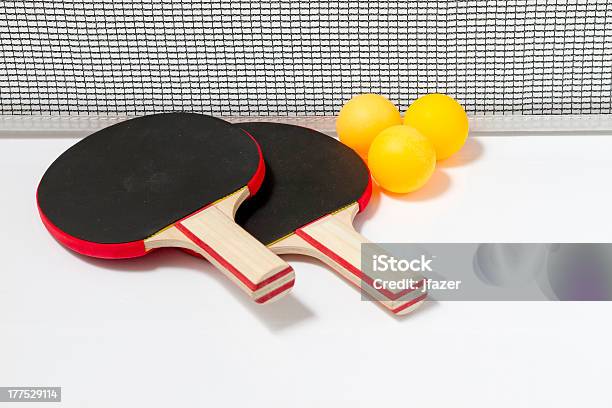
xmin=1 ymin=0 xmax=611 ymax=116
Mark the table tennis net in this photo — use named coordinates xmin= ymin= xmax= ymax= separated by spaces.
xmin=1 ymin=1 xmax=611 ymax=117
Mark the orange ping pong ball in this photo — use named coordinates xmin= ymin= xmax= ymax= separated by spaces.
xmin=403 ymin=93 xmax=469 ymax=161
xmin=336 ymin=94 xmax=402 ymax=158
xmin=368 ymin=125 xmax=436 ymax=194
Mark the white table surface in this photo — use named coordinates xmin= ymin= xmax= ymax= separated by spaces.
xmin=1 ymin=134 xmax=612 ymax=407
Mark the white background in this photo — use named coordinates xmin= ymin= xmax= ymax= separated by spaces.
xmin=2 ymin=133 xmax=612 ymax=407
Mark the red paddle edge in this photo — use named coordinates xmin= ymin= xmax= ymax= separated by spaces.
xmin=357 ymin=176 xmax=372 ymax=212
xmin=36 ymin=129 xmax=266 ymax=260
xmin=243 ymin=129 xmax=266 ymax=196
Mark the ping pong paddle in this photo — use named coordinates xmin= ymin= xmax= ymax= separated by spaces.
xmin=234 ymin=122 xmax=427 ymax=314
xmin=37 ymin=113 xmax=295 ymax=304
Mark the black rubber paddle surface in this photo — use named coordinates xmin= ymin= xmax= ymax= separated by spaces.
xmin=38 ymin=113 xmax=260 ymax=244
xmin=236 ymin=122 xmax=370 ymax=245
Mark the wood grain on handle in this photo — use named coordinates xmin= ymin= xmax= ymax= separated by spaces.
xmin=145 ymin=188 xmax=295 ymax=303
xmin=271 ymin=203 xmax=426 ymax=314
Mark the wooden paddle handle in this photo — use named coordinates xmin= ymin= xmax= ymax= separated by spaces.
xmin=146 ymin=190 xmax=295 ymax=304
xmin=276 ymin=204 xmax=426 ymax=315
